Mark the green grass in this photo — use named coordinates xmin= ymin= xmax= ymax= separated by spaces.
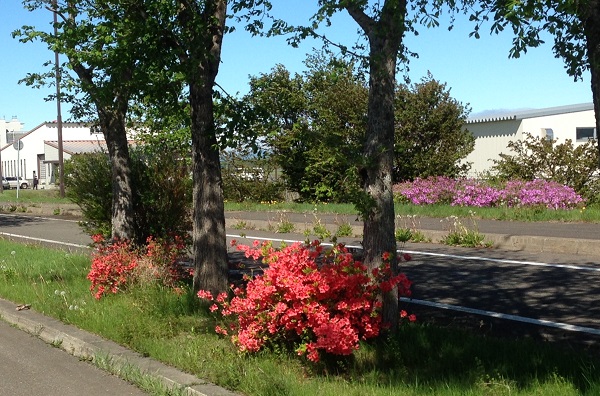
xmin=0 ymin=189 xmax=71 ymax=205
xmin=1 ymin=188 xmax=597 ymax=223
xmin=224 ymin=201 xmax=600 ymax=223
xmin=1 ymin=239 xmax=599 ymax=395
xmin=394 ymin=203 xmax=600 ymax=223
xmin=225 ymin=201 xmax=359 ymax=215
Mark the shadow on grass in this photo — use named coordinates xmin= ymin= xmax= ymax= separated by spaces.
xmin=333 ymin=323 xmax=600 ymax=394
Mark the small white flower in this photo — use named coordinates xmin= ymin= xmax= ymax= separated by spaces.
xmin=10 ymin=251 xmax=16 ymax=256
xmin=60 ymin=291 xmax=66 ymax=296
xmin=54 ymin=290 xmax=60 ymax=295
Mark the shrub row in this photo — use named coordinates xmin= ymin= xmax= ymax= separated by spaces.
xmin=394 ymin=176 xmax=584 ymax=209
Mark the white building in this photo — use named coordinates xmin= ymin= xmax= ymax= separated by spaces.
xmin=1 ymin=116 xmax=25 ymax=143
xmin=464 ymin=103 xmax=596 ymax=177
xmin=0 ymin=122 xmax=104 ymax=188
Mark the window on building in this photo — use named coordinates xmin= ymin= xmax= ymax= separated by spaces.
xmin=576 ymin=127 xmax=597 ymax=142
xmin=543 ymin=128 xmax=554 ymax=141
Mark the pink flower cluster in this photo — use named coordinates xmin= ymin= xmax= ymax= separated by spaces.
xmin=87 ymin=234 xmax=190 ymax=299
xmin=394 ymin=177 xmax=584 ymax=209
xmin=87 ymin=236 xmax=138 ymax=300
xmin=199 ymin=240 xmax=414 ymax=363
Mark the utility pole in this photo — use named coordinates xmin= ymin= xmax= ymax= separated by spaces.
xmin=53 ymin=0 xmax=65 ymax=197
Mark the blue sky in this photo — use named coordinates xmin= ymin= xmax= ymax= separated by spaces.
xmin=1 ymin=1 xmax=592 ymax=131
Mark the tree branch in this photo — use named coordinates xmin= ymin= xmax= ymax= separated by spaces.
xmin=345 ymin=4 xmax=375 ymax=36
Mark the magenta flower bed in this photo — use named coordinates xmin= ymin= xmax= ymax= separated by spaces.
xmin=394 ymin=177 xmax=584 ymax=209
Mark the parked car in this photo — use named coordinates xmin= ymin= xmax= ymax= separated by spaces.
xmin=1 ymin=177 xmax=9 ymax=190
xmin=5 ymin=176 xmax=28 ymax=189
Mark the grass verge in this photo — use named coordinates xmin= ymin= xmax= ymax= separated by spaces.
xmin=0 ymin=191 xmax=597 ymax=223
xmin=225 ymin=201 xmax=600 ymax=223
xmin=0 ymin=189 xmax=71 ymax=205
xmin=1 ymin=239 xmax=599 ymax=395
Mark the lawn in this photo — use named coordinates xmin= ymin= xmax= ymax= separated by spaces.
xmin=1 ymin=239 xmax=599 ymax=396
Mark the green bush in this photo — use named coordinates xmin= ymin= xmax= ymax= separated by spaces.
xmin=64 ymin=150 xmax=112 ymax=237
xmin=65 ymin=147 xmax=192 ymax=243
xmin=221 ymin=152 xmax=285 ymax=203
xmin=490 ymin=132 xmax=599 ymax=202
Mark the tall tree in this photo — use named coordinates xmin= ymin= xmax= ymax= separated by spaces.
xmin=278 ymin=0 xmax=410 ymax=328
xmin=15 ymin=0 xmax=157 ymax=241
xmin=171 ymin=0 xmax=229 ymax=295
xmin=332 ymin=1 xmax=408 ymax=328
xmin=146 ymin=0 xmax=273 ymax=295
xmin=278 ymin=0 xmax=462 ymax=328
xmin=394 ymin=73 xmax=473 ymax=182
xmin=243 ymin=56 xmax=367 ymax=202
xmin=468 ymin=0 xmax=600 ymax=164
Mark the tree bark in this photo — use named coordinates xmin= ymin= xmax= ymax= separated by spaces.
xmin=346 ymin=0 xmax=407 ymax=330
xmin=582 ymin=0 xmax=600 ymax=166
xmin=178 ymin=0 xmax=229 ymax=295
xmin=189 ymin=79 xmax=228 ymax=296
xmin=97 ymin=108 xmax=136 ymax=241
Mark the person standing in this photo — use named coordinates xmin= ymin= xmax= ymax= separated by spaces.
xmin=33 ymin=171 xmax=38 ymax=190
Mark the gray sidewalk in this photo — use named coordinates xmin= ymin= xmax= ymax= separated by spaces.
xmin=0 ymin=298 xmax=239 ymax=396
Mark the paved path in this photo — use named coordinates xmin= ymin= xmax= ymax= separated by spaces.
xmin=0 ymin=319 xmax=148 ymax=396
xmin=0 ymin=299 xmax=239 ymax=396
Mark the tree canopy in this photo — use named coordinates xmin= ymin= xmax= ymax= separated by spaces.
xmin=468 ymin=0 xmax=600 ymax=163
xmin=241 ymin=57 xmax=472 ymax=202
xmin=394 ymin=73 xmax=473 ymax=182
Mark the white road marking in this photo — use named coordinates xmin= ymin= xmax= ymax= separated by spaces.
xmin=401 ymin=297 xmax=600 ymax=336
xmin=226 ymin=233 xmax=600 ymax=272
xmin=0 ymin=232 xmax=89 ymax=249
xmin=228 ymin=232 xmax=600 ymax=335
xmin=401 ymin=249 xmax=600 ymax=272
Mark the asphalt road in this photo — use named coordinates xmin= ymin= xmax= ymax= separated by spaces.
xmin=0 ymin=320 xmax=147 ymax=396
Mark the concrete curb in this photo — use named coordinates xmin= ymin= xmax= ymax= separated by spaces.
xmin=0 ymin=203 xmax=82 ymax=217
xmin=0 ymin=298 xmax=239 ymax=396
xmin=224 ymin=219 xmax=600 ymax=256
xmin=1 ymin=203 xmax=597 ymax=255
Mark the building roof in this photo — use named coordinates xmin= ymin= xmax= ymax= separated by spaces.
xmin=45 ymin=140 xmax=107 ymax=155
xmin=45 ymin=140 xmax=136 ymax=155
xmin=467 ymin=102 xmax=595 ymax=124
xmin=0 ymin=121 xmax=97 ymax=151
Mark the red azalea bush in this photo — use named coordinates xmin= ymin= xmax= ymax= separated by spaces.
xmin=199 ymin=240 xmax=414 ymax=363
xmin=87 ymin=234 xmax=190 ymax=300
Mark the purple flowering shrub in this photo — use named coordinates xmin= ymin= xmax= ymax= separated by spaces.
xmin=394 ymin=177 xmax=584 ymax=210
xmin=394 ymin=176 xmax=458 ymax=205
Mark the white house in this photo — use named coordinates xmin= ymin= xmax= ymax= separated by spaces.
xmin=463 ymin=103 xmax=596 ymax=177
xmin=1 ymin=116 xmax=25 ymax=142
xmin=0 ymin=122 xmax=103 ymax=188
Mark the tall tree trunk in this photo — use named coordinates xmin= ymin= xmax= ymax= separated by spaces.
xmin=190 ymin=79 xmax=228 ymax=295
xmin=179 ymin=0 xmax=228 ymax=295
xmin=346 ymin=0 xmax=407 ymax=330
xmin=98 ymin=109 xmax=136 ymax=241
xmin=64 ymin=3 xmax=137 ymax=242
xmin=582 ymin=0 xmax=600 ymax=166
xmin=362 ymin=44 xmax=401 ymax=329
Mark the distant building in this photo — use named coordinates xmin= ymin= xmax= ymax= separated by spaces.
xmin=0 ymin=116 xmax=25 ymax=144
xmin=0 ymin=122 xmax=104 ymax=188
xmin=464 ymin=103 xmax=596 ymax=177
